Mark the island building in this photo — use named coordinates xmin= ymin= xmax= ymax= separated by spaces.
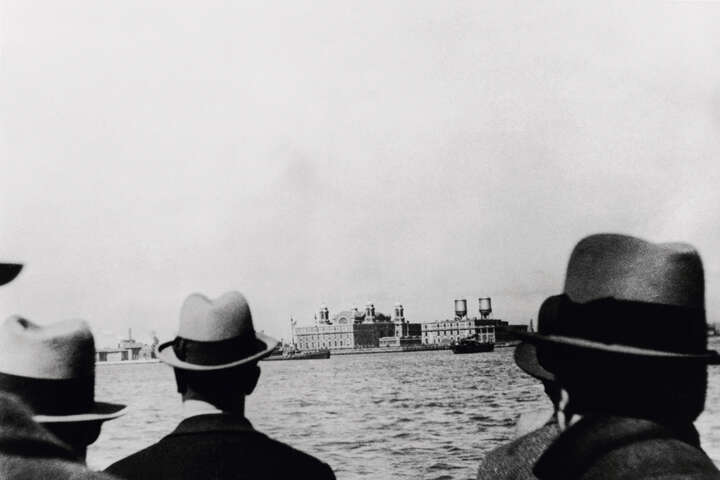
xmin=293 ymin=298 xmax=528 ymax=352
xmin=421 ymin=298 xmax=527 ymax=345
xmin=293 ymin=303 xmax=422 ymax=351
xmin=96 ymin=329 xmax=158 ymax=362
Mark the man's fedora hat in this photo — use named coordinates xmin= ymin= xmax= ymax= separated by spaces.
xmin=0 ymin=263 xmax=22 ymax=286
xmin=158 ymin=291 xmax=279 ymax=371
xmin=0 ymin=316 xmax=127 ymax=423
xmin=514 ymin=296 xmax=558 ymax=382
xmin=517 ymin=233 xmax=720 ymax=363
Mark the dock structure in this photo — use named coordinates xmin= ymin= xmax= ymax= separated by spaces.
xmin=330 ymin=344 xmax=452 ymax=355
xmin=96 ymin=328 xmax=154 ymax=363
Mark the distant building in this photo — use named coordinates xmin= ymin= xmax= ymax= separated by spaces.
xmin=422 ymin=297 xmax=527 ymax=345
xmin=150 ymin=333 xmax=160 ymax=358
xmin=96 ymin=328 xmax=154 ymax=362
xmin=294 ymin=299 xmax=526 ymax=351
xmin=96 ymin=348 xmax=131 ymax=362
xmin=421 ymin=319 xmax=496 ymax=345
xmin=294 ymin=303 xmax=421 ymax=351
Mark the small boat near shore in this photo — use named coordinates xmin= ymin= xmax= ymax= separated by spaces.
xmin=263 ymin=345 xmax=331 ymax=361
xmin=451 ymin=335 xmax=495 ymax=354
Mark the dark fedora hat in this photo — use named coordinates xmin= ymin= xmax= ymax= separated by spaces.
xmin=0 ymin=263 xmax=22 ymax=286
xmin=514 ymin=296 xmax=559 ymax=382
xmin=0 ymin=316 xmax=127 ymax=423
xmin=158 ymin=291 xmax=279 ymax=371
xmin=517 ymin=234 xmax=720 ymax=363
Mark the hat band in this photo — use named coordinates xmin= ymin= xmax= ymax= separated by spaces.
xmin=0 ymin=371 xmax=94 ymax=416
xmin=173 ymin=334 xmax=261 ymax=366
xmin=544 ymin=294 xmax=707 ymax=355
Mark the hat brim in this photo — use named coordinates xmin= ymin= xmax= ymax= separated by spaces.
xmin=34 ymin=401 xmax=127 ymax=423
xmin=0 ymin=264 xmax=22 ymax=286
xmin=515 ymin=330 xmax=720 ymax=364
xmin=514 ymin=342 xmax=556 ymax=382
xmin=157 ymin=332 xmax=279 ymax=371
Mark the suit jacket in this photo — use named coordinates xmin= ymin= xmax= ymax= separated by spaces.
xmin=105 ymin=414 xmax=336 ymax=480
xmin=534 ymin=414 xmax=720 ymax=480
xmin=476 ymin=415 xmax=560 ymax=480
xmin=0 ymin=394 xmax=117 ymax=480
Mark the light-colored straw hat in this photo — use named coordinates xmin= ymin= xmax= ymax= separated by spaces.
xmin=0 ymin=316 xmax=127 ymax=423
xmin=158 ymin=291 xmax=279 ymax=371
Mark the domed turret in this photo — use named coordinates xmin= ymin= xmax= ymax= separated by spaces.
xmin=319 ymin=304 xmax=330 ymax=324
xmin=365 ymin=302 xmax=375 ymax=322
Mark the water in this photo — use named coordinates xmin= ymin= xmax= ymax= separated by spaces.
xmin=89 ymin=340 xmax=720 ymax=479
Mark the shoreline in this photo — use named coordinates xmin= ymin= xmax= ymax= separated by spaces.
xmin=95 ymin=341 xmax=522 ymax=364
xmin=96 ymin=359 xmax=160 ymax=366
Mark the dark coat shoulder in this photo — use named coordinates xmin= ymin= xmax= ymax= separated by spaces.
xmin=0 ymin=394 xmax=118 ymax=480
xmin=106 ymin=414 xmax=335 ymax=480
xmin=534 ymin=415 xmax=720 ymax=480
xmin=477 ymin=417 xmax=560 ymax=480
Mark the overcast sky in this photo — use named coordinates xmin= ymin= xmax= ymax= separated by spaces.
xmin=2 ymin=2 xmax=720 ymax=346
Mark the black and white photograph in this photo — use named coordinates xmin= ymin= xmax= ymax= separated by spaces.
xmin=2 ymin=2 xmax=720 ymax=479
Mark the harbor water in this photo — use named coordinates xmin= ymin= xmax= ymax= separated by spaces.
xmin=90 ymin=339 xmax=720 ymax=479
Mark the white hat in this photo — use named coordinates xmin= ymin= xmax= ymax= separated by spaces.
xmin=158 ymin=291 xmax=279 ymax=371
xmin=0 ymin=316 xmax=127 ymax=423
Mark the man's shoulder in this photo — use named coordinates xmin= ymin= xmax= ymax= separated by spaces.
xmin=0 ymin=454 xmax=117 ymax=480
xmin=258 ymin=432 xmax=333 ymax=468
xmin=589 ymin=433 xmax=720 ymax=480
xmin=477 ymin=421 xmax=561 ymax=480
xmin=105 ymin=440 xmax=165 ymax=476
xmin=105 ymin=426 xmax=335 ymax=479
xmin=535 ymin=415 xmax=720 ymax=480
xmin=240 ymin=431 xmax=334 ymax=478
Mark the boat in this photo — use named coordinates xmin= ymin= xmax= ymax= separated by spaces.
xmin=262 ymin=344 xmax=331 ymax=361
xmin=451 ymin=334 xmax=495 ymax=354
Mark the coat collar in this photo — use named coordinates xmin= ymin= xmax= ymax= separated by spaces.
xmin=534 ymin=414 xmax=701 ymax=479
xmin=182 ymin=399 xmax=223 ymax=419
xmin=168 ymin=413 xmax=256 ymax=437
xmin=0 ymin=393 xmax=77 ymax=461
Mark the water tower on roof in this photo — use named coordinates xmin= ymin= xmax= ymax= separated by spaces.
xmin=454 ymin=299 xmax=468 ymax=320
xmin=478 ymin=297 xmax=492 ymax=319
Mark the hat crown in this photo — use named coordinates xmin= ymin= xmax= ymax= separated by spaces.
xmin=177 ymin=291 xmax=255 ymax=342
xmin=160 ymin=291 xmax=279 ymax=370
xmin=565 ymin=233 xmax=704 ymax=308
xmin=0 ymin=263 xmax=22 ymax=286
xmin=0 ymin=316 xmax=95 ymax=379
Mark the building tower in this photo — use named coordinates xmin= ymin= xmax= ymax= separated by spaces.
xmin=319 ymin=304 xmax=330 ymax=324
xmin=290 ymin=317 xmax=297 ymax=346
xmin=364 ymin=302 xmax=375 ymax=323
xmin=393 ymin=303 xmax=406 ymax=338
xmin=393 ymin=303 xmax=405 ymax=323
